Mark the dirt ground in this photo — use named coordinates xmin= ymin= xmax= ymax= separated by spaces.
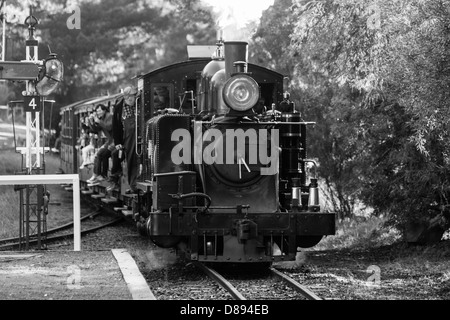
xmin=275 ymin=241 xmax=450 ymax=300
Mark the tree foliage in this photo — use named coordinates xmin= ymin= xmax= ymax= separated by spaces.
xmin=250 ymin=0 xmax=296 ymax=76
xmin=290 ymin=0 xmax=450 ymax=156
xmin=36 ymin=0 xmax=215 ymax=97
xmin=253 ymin=0 xmax=450 ymax=235
xmin=2 ymin=0 xmax=216 ymax=134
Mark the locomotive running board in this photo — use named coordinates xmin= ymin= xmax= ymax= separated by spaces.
xmin=121 ymin=210 xmax=133 ymax=217
xmin=101 ymin=197 xmax=117 ymax=204
xmin=137 ymin=181 xmax=152 ymax=193
xmin=91 ymin=193 xmax=106 ymax=199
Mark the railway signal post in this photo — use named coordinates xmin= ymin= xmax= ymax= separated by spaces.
xmin=19 ymin=9 xmax=46 ymax=250
xmin=0 ymin=7 xmax=63 ymax=250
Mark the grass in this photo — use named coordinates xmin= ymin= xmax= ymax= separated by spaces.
xmin=315 ymin=178 xmax=450 ymax=251
xmin=313 ymin=177 xmax=404 ymax=250
xmin=314 ymin=214 xmax=402 ymax=251
xmin=308 ymin=215 xmax=450 ymax=300
xmin=0 ymin=151 xmax=23 ymax=175
xmin=0 ymin=150 xmax=25 ymax=238
xmin=0 ymin=186 xmax=21 ymax=238
xmin=0 ymin=149 xmax=62 ymax=238
xmin=314 ymin=212 xmax=450 ymax=283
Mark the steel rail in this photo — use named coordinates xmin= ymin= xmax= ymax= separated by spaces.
xmin=0 ymin=210 xmax=103 ymax=245
xmin=0 ymin=216 xmax=123 ymax=250
xmin=270 ymin=267 xmax=322 ymax=300
xmin=194 ymin=262 xmax=246 ymax=300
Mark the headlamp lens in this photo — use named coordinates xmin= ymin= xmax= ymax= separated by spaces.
xmin=223 ymin=75 xmax=259 ymax=111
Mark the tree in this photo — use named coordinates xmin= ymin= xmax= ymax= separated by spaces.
xmin=2 ymin=0 xmax=216 ymax=136
xmin=288 ymin=0 xmax=450 ymax=241
xmin=250 ymin=0 xmax=297 ymax=76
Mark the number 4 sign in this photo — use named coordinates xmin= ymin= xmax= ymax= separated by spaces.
xmin=24 ymin=95 xmax=41 ymax=113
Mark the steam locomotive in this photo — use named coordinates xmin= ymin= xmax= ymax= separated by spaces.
xmin=59 ymin=40 xmax=335 ymax=264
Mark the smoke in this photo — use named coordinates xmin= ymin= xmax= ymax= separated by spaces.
xmin=200 ymin=0 xmax=274 ymax=41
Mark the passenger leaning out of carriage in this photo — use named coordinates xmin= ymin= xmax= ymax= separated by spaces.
xmin=108 ymin=86 xmax=139 ymax=194
xmin=78 ymin=113 xmax=96 ymax=169
xmin=86 ymin=104 xmax=114 ymax=186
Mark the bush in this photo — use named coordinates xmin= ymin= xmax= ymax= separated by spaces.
xmin=314 ymin=215 xmax=401 ymax=251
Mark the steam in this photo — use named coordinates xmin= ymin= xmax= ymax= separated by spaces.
xmin=201 ymin=0 xmax=274 ymax=41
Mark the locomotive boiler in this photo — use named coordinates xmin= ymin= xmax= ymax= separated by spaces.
xmin=134 ymin=40 xmax=335 ymax=264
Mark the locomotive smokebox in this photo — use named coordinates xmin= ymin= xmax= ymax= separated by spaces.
xmin=224 ymin=41 xmax=248 ymax=80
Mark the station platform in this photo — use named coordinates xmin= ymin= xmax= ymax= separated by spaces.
xmin=0 ymin=249 xmax=156 ymax=300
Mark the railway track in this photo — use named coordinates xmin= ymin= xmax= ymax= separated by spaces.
xmin=194 ymin=262 xmax=246 ymax=300
xmin=193 ymin=262 xmax=322 ymax=300
xmin=0 ymin=209 xmax=123 ymax=250
xmin=269 ymin=267 xmax=322 ymax=300
xmin=144 ymin=260 xmax=324 ymax=300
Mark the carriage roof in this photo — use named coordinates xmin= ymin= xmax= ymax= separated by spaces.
xmin=60 ymin=93 xmax=122 ymax=115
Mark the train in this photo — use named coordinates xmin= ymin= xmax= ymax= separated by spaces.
xmin=59 ymin=39 xmax=335 ymax=264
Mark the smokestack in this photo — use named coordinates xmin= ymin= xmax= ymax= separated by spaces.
xmin=224 ymin=41 xmax=248 ymax=80
xmin=217 ymin=28 xmax=223 ymax=42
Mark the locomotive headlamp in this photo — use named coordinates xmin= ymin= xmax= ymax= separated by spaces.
xmin=35 ymin=53 xmax=64 ymax=96
xmin=222 ymin=75 xmax=259 ymax=112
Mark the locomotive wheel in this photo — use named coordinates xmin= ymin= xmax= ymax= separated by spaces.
xmin=296 ymin=235 xmax=323 ymax=248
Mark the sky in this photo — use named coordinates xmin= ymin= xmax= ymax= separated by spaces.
xmin=200 ymin=0 xmax=275 ymax=40
xmin=202 ymin=0 xmax=274 ymax=25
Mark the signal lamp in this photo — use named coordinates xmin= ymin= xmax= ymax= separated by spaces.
xmin=222 ymin=75 xmax=259 ymax=112
xmin=35 ymin=53 xmax=64 ymax=96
